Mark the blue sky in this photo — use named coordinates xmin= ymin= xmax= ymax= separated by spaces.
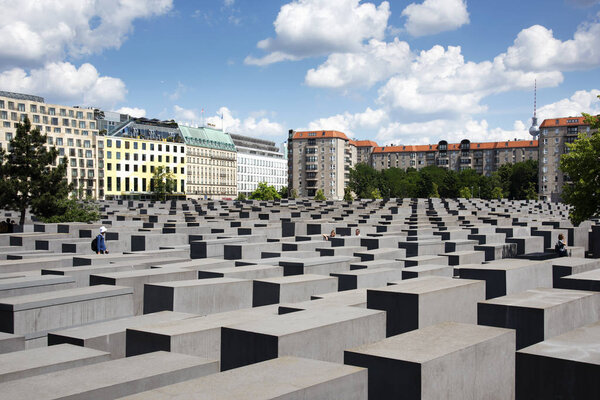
xmin=0 ymin=0 xmax=599 ymax=145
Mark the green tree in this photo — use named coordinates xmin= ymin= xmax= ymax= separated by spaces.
xmin=0 ymin=117 xmax=70 ymax=225
xmin=343 ymin=187 xmax=354 ymax=202
xmin=249 ymin=182 xmax=281 ymax=201
xmin=278 ymin=185 xmax=289 ymax=199
xmin=151 ymin=166 xmax=176 ymax=201
xmin=509 ymin=160 xmax=538 ymax=200
xmin=560 ymin=106 xmax=600 ymax=225
xmin=459 ymin=186 xmax=472 ymax=199
xmin=236 ymin=192 xmax=247 ymax=201
xmin=289 ymin=188 xmax=298 ymax=199
xmin=370 ymin=188 xmax=382 ymax=199
xmin=314 ymin=189 xmax=326 ymax=201
xmin=491 ymin=186 xmax=504 ymax=200
xmin=348 ymin=163 xmax=380 ymax=198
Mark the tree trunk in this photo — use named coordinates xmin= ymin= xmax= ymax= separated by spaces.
xmin=19 ymin=207 xmax=26 ymax=227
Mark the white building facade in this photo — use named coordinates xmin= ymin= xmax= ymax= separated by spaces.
xmin=231 ymin=134 xmax=287 ymax=195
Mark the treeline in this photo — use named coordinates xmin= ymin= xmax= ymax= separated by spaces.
xmin=348 ymin=160 xmax=538 ymax=200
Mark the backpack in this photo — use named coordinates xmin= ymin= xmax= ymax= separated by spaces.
xmin=555 ymin=241 xmax=567 ymax=256
xmin=91 ymin=237 xmax=98 ymax=252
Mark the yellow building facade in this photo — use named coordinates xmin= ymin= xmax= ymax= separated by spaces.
xmin=104 ymin=135 xmax=186 ymax=199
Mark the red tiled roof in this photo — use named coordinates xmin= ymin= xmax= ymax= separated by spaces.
xmin=352 ymin=140 xmax=378 ymax=147
xmin=372 ymin=140 xmax=538 ymax=154
xmin=540 ymin=116 xmax=594 ymax=128
xmin=292 ymin=130 xmax=349 ymax=140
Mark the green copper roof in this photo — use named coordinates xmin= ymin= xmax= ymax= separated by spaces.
xmin=179 ymin=126 xmax=237 ymax=151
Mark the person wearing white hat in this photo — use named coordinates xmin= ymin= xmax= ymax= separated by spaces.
xmin=97 ymin=226 xmax=109 ymax=254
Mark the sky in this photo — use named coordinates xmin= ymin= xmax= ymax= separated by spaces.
xmin=0 ymin=0 xmax=599 ymax=146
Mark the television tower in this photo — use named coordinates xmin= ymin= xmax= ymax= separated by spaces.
xmin=529 ymin=80 xmax=540 ymax=137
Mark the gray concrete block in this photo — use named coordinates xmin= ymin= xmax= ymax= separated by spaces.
xmin=440 ymin=250 xmax=485 ymax=266
xmin=516 ymin=321 xmax=600 ymax=400
xmin=253 ymin=274 xmax=338 ymax=307
xmin=0 ymin=275 xmax=76 ymax=297
xmin=444 ymin=239 xmax=478 ymax=252
xmin=0 ymin=351 xmax=218 ymax=400
xmin=349 ymin=259 xmax=403 ymax=270
xmin=0 ymin=332 xmax=24 ymax=354
xmin=48 ymin=311 xmax=194 ymax=359
xmin=367 ymin=276 xmax=485 ymax=337
xmin=278 ymin=255 xmax=356 ymax=276
xmin=221 ymin=306 xmax=386 ymax=370
xmin=551 ymin=257 xmax=600 ymax=287
xmin=400 ymin=255 xmax=448 ymax=267
xmin=331 ymin=268 xmax=404 ymax=291
xmin=126 ymin=306 xmax=279 ymax=361
xmin=354 ymin=248 xmax=406 ymax=262
xmin=120 ymin=356 xmax=367 ymax=400
xmin=506 ymin=236 xmax=544 ymax=255
xmin=555 ymin=268 xmax=600 ymax=292
xmin=345 ymin=322 xmax=515 ymax=400
xmin=458 ymin=259 xmax=553 ymax=299
xmin=90 ymin=268 xmax=197 ymax=315
xmin=398 ymin=240 xmax=445 ymax=257
xmin=197 ymin=265 xmax=283 ymax=280
xmin=401 ymin=264 xmax=454 ymax=279
xmin=474 ymin=243 xmax=518 ymax=261
xmin=144 ymin=278 xmax=253 ymax=315
xmin=478 ymin=288 xmax=600 ymax=349
xmin=0 ymin=285 xmax=134 ymax=338
xmin=0 ymin=343 xmax=110 ymax=383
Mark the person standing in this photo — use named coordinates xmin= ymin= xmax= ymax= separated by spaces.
xmin=97 ymin=226 xmax=109 ymax=254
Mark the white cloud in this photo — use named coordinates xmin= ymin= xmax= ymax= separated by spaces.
xmin=0 ymin=62 xmax=126 ymax=108
xmin=375 ymin=118 xmax=531 ymax=146
xmin=305 ymin=38 xmax=412 ymax=88
xmin=537 ymin=89 xmax=600 ymax=121
xmin=174 ymin=105 xmax=201 ymax=124
xmin=116 ymin=107 xmax=147 ymax=118
xmin=374 ymin=89 xmax=600 ymax=146
xmin=307 ymin=107 xmax=388 ymax=136
xmin=245 ymin=0 xmax=390 ymax=65
xmin=224 ymin=0 xmax=235 ymax=7
xmin=500 ymin=22 xmax=600 ymax=72
xmin=376 ymin=45 xmax=563 ymax=115
xmin=402 ymin=0 xmax=469 ymax=37
xmin=209 ymin=107 xmax=285 ymax=136
xmin=0 ymin=0 xmax=173 ymax=68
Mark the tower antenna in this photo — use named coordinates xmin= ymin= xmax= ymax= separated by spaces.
xmin=529 ymin=79 xmax=540 ymax=138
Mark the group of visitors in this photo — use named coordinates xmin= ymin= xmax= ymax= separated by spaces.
xmin=0 ymin=218 xmax=16 ymax=233
xmin=322 ymin=228 xmax=360 ymax=241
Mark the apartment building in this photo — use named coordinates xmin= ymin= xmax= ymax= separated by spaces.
xmin=538 ymin=116 xmax=597 ymax=202
xmin=231 ymin=134 xmax=287 ymax=196
xmin=371 ymin=139 xmax=538 ymax=176
xmin=0 ymin=91 xmax=103 ymax=198
xmin=179 ymin=126 xmax=237 ymax=200
xmin=287 ymin=130 xmax=355 ymax=200
xmin=353 ymin=140 xmax=377 ymax=165
xmin=104 ymin=118 xmax=186 ymax=199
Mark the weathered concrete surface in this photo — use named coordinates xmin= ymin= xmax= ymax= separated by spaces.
xmin=121 ymin=357 xmax=368 ymax=400
xmin=478 ymin=288 xmax=600 ymax=349
xmin=0 ymin=343 xmax=110 ymax=382
xmin=367 ymin=276 xmax=485 ymax=336
xmin=517 ymin=321 xmax=600 ymax=400
xmin=345 ymin=322 xmax=515 ymax=400
xmin=0 ymin=351 xmax=218 ymax=400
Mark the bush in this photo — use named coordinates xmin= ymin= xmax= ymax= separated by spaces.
xmin=458 ymin=187 xmax=472 ymax=199
xmin=38 ymin=198 xmax=100 ymax=223
xmin=314 ymin=189 xmax=326 ymax=201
